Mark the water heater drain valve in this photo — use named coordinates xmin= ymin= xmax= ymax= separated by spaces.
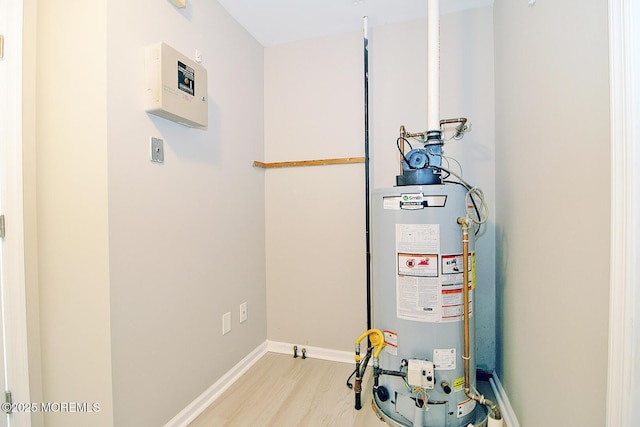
xmin=407 ymin=359 xmax=435 ymax=389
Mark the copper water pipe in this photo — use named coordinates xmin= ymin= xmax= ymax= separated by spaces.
xmin=440 ymin=117 xmax=467 ymax=126
xmin=458 ymin=217 xmax=472 ymax=391
xmin=457 ymin=217 xmax=503 ymax=422
xmin=399 ymin=125 xmax=406 ymax=175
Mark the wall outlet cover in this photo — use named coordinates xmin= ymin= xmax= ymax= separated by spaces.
xmin=240 ymin=302 xmax=248 ymax=323
xmin=150 ymin=137 xmax=164 ymax=163
xmin=222 ymin=312 xmax=231 ymax=335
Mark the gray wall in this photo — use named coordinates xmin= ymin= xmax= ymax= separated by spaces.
xmin=106 ymin=1 xmax=266 ymax=426
xmin=32 ymin=1 xmax=267 ymax=426
xmin=264 ymin=31 xmax=368 ymax=351
xmin=494 ymin=0 xmax=611 ymax=425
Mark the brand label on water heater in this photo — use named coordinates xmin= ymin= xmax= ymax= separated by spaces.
xmin=400 ymin=193 xmax=424 ymax=210
xmin=383 ymin=194 xmax=448 ymax=210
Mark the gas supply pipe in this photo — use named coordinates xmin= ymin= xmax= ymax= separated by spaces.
xmin=352 ymin=329 xmax=386 ymax=410
xmin=458 ymin=217 xmax=503 ymax=426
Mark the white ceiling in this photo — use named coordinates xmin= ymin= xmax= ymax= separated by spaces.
xmin=217 ymin=0 xmax=494 ymax=47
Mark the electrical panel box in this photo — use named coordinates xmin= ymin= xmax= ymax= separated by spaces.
xmin=407 ymin=359 xmax=435 ymax=389
xmin=144 ymin=42 xmax=208 ymax=128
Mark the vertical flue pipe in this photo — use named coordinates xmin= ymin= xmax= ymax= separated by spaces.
xmin=427 ymin=0 xmax=440 ymax=132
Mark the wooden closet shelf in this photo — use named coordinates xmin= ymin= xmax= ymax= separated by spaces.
xmin=253 ymin=157 xmax=365 ymax=169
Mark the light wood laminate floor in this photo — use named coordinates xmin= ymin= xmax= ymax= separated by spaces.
xmin=188 ymin=352 xmax=384 ymax=427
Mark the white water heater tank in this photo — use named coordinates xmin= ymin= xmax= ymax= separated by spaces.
xmin=371 ymin=183 xmax=485 ymax=427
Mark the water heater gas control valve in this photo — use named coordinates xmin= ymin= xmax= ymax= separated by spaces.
xmin=407 ymin=359 xmax=435 ymax=389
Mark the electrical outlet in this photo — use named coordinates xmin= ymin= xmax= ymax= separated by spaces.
xmin=222 ymin=312 xmax=231 ymax=335
xmin=240 ymin=302 xmax=248 ymax=323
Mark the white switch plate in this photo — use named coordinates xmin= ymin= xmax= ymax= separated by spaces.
xmin=240 ymin=302 xmax=247 ymax=323
xmin=222 ymin=312 xmax=231 ymax=335
xmin=150 ymin=137 xmax=164 ymax=163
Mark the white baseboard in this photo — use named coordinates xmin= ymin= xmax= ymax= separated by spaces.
xmin=164 ymin=341 xmax=268 ymax=427
xmin=489 ymin=371 xmax=520 ymax=427
xmin=266 ymin=340 xmax=354 ymax=364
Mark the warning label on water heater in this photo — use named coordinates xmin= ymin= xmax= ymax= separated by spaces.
xmin=395 ymin=224 xmax=473 ymax=323
xmin=383 ymin=330 xmax=398 ymax=356
xmin=457 ymin=398 xmax=476 ymax=418
xmin=398 ymin=253 xmax=438 ymax=277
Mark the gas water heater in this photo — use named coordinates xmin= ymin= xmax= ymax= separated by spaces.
xmin=372 ymin=180 xmax=478 ymax=426
xmin=350 ymin=121 xmax=501 ymax=427
xmin=350 ymin=2 xmax=502 ymax=425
